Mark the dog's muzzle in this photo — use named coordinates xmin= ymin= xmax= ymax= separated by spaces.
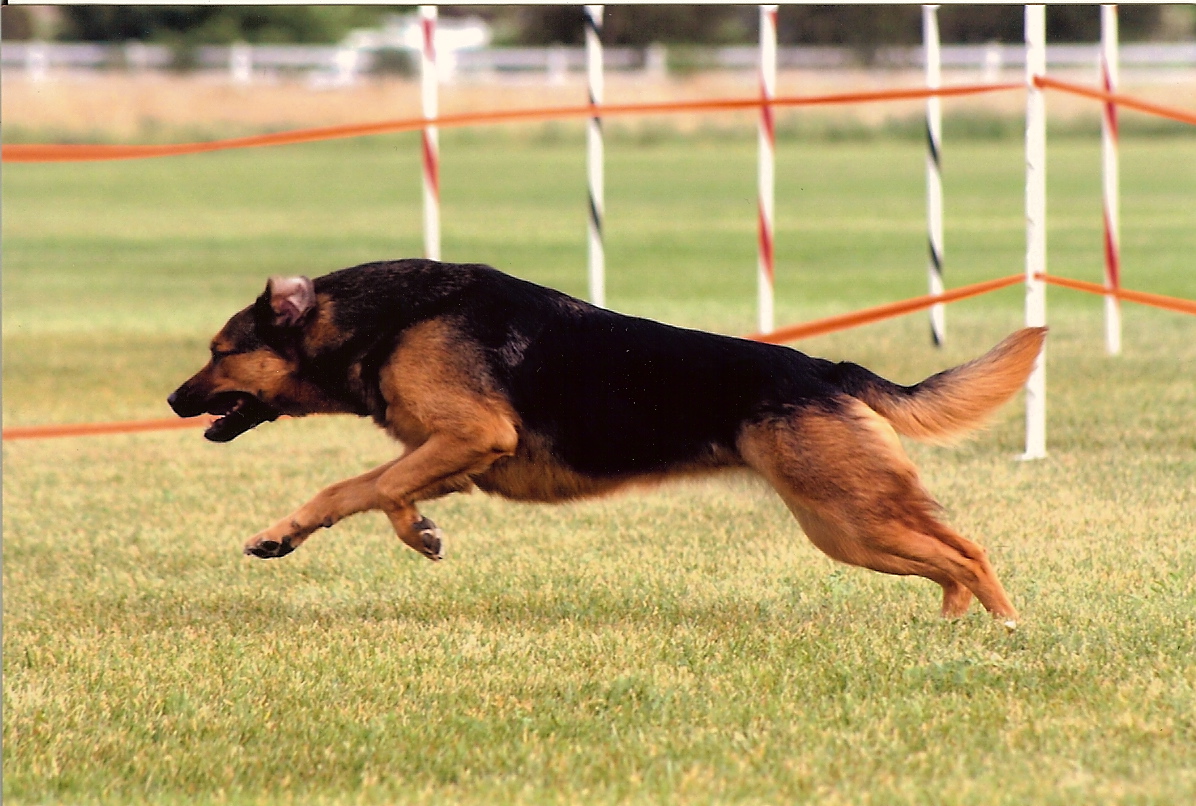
xmin=168 ymin=385 xmax=280 ymax=443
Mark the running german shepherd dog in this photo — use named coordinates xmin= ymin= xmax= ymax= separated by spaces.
xmin=169 ymin=259 xmax=1045 ymax=622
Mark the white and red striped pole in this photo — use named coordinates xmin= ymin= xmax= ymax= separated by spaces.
xmin=1101 ymin=4 xmax=1122 ymax=356
xmin=1022 ymin=4 xmax=1048 ymax=461
xmin=420 ymin=5 xmax=440 ymax=261
xmin=757 ymin=4 xmax=778 ymax=334
xmin=585 ymin=5 xmax=605 ymax=307
xmin=923 ymin=5 xmax=946 ymax=347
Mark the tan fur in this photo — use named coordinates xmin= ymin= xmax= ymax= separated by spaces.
xmin=476 ymin=432 xmax=628 ymax=502
xmin=379 ymin=319 xmax=516 ymax=444
xmin=739 ymin=399 xmax=1018 ymax=620
xmin=208 ymin=296 xmax=1032 ymax=620
xmin=243 ymin=318 xmax=520 ymax=560
xmin=201 ymin=344 xmax=351 ymax=417
xmin=475 ymin=433 xmax=745 ymax=503
xmin=302 ymin=295 xmax=352 ymax=355
xmin=857 ymin=327 xmax=1047 ymax=444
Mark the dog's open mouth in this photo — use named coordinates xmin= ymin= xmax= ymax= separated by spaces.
xmin=204 ymin=392 xmax=280 ymax=443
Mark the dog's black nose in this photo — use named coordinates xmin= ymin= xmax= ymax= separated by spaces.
xmin=168 ymin=387 xmax=202 ymax=418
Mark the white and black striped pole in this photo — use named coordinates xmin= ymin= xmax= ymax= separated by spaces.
xmin=757 ymin=4 xmax=778 ymax=334
xmin=420 ymin=5 xmax=440 ymax=261
xmin=1101 ymin=4 xmax=1122 ymax=356
xmin=1022 ymin=4 xmax=1048 ymax=461
xmin=586 ymin=5 xmax=605 ymax=307
xmin=923 ymin=4 xmax=946 ymax=347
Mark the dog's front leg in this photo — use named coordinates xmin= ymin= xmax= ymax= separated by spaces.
xmin=374 ymin=430 xmax=515 ymax=561
xmin=243 ymin=426 xmax=514 ymax=561
xmin=242 ymin=458 xmax=399 ymax=559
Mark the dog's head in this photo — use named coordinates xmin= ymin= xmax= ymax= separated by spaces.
xmin=168 ymin=275 xmax=341 ymax=442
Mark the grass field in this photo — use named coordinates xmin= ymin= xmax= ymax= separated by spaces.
xmin=4 ymin=130 xmax=1196 ymax=805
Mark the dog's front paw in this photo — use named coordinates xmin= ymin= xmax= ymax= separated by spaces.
xmin=412 ymin=517 xmax=445 ymax=561
xmin=243 ymin=532 xmax=297 ymax=559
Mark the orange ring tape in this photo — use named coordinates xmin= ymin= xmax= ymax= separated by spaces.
xmin=2 ymin=416 xmax=212 ymax=441
xmin=12 ymin=271 xmax=1194 ymax=442
xmin=5 ymin=72 xmax=1190 ymax=439
xmin=748 ymin=273 xmax=1024 ymax=344
xmin=1035 ymin=273 xmax=1196 ymax=316
xmin=1035 ymin=76 xmax=1196 ymax=127
xmin=2 ymin=82 xmax=1021 ymax=164
xmin=4 ymin=275 xmax=1027 ymax=441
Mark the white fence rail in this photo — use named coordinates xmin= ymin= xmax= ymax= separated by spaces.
xmin=4 ymin=41 xmax=1195 ymax=84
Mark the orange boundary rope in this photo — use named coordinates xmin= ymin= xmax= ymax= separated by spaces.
xmin=2 ymin=82 xmax=1020 ymax=163
xmin=11 ymin=78 xmax=1186 ymax=164
xmin=3 ymin=273 xmax=1024 ymax=442
xmin=1036 ymin=273 xmax=1196 ymax=316
xmin=746 ymin=273 xmax=1024 ymax=344
xmin=1035 ymin=75 xmax=1196 ymax=127
xmin=2 ymin=415 xmax=213 ymax=441
xmin=7 ymin=271 xmax=1192 ymax=442
xmin=5 ymin=74 xmax=1193 ymax=439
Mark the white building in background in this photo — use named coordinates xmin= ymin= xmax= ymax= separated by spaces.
xmin=343 ymin=13 xmax=492 ymax=82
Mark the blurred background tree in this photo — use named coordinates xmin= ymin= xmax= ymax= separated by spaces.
xmin=50 ymin=6 xmax=398 ymax=45
xmin=501 ymin=5 xmax=751 ymax=46
xmin=479 ymin=4 xmax=1184 ymax=48
xmin=2 ymin=4 xmax=1190 ymax=46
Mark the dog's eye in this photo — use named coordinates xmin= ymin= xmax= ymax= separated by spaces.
xmin=211 ymin=348 xmax=235 ymax=361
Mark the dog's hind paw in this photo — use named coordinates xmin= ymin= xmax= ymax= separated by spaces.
xmin=413 ymin=517 xmax=445 ymax=561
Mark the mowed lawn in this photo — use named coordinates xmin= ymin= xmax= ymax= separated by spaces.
xmin=3 ymin=132 xmax=1195 ymax=805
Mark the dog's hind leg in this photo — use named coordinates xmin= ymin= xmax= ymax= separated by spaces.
xmin=738 ymin=398 xmax=1017 ymax=622
xmin=788 ymin=501 xmax=1011 ymax=621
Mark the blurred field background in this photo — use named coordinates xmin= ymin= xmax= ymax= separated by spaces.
xmin=3 ymin=66 xmax=1196 ymax=805
xmin=6 ymin=68 xmax=1196 ymax=142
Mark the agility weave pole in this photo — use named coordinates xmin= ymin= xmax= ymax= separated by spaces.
xmin=923 ymin=4 xmax=946 ymax=348
xmin=1101 ymin=4 xmax=1122 ymax=356
xmin=420 ymin=6 xmax=440 ymax=262
xmin=1022 ymin=4 xmax=1048 ymax=461
xmin=757 ymin=4 xmax=779 ymax=335
xmin=586 ymin=5 xmax=605 ymax=308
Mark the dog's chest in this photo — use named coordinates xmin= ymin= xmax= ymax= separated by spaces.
xmin=473 ymin=432 xmax=621 ymax=503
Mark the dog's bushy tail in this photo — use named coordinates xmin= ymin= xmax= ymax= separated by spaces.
xmin=833 ymin=327 xmax=1047 ymax=444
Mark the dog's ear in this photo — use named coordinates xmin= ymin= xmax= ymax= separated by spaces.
xmin=265 ymin=276 xmax=316 ymax=328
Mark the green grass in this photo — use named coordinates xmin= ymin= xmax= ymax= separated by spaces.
xmin=4 ymin=133 xmax=1196 ymax=805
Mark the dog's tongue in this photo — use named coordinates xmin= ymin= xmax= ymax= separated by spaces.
xmin=203 ymin=397 xmax=280 ymax=442
xmin=204 ymin=408 xmax=254 ymax=442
